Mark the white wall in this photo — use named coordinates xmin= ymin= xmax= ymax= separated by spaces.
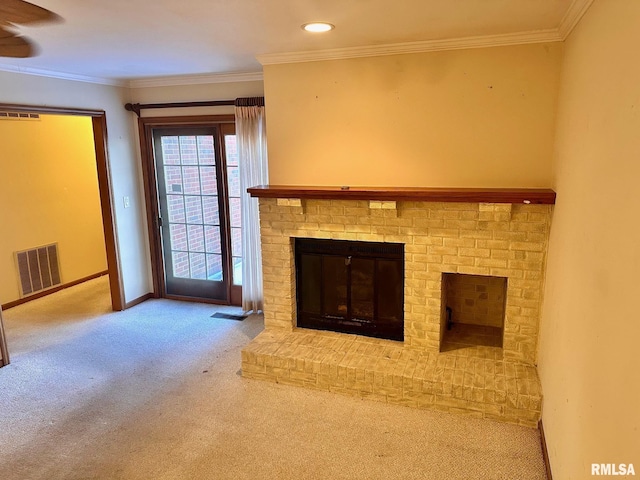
xmin=0 ymin=71 xmax=151 ymax=304
xmin=538 ymin=0 xmax=640 ymax=477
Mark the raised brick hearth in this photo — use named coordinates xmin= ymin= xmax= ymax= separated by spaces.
xmin=242 ymin=190 xmax=553 ymax=426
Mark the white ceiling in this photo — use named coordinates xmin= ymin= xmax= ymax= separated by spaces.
xmin=1 ymin=0 xmax=592 ymax=85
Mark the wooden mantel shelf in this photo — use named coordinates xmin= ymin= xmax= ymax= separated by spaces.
xmin=247 ymin=185 xmax=556 ymax=205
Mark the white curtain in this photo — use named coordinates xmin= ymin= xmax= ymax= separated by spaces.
xmin=235 ymin=101 xmax=268 ymax=313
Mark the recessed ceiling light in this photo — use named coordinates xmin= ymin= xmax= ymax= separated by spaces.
xmin=302 ymin=22 xmax=335 ymax=33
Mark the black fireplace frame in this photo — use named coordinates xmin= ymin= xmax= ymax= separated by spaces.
xmin=294 ymin=238 xmax=404 ymax=341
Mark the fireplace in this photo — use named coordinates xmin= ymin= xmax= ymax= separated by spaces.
xmin=295 ymin=238 xmax=404 ymax=341
xmin=242 ymin=186 xmax=555 ymax=426
xmin=250 ymin=192 xmax=553 ymax=363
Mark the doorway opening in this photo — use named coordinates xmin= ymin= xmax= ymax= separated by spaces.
xmin=139 ymin=116 xmax=241 ymax=306
xmin=0 ymin=104 xmax=123 ymax=312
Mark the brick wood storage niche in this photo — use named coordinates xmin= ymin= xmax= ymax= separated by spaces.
xmin=242 ymin=186 xmax=554 ymax=426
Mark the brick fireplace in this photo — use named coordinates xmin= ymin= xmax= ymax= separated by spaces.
xmin=242 ymin=186 xmax=554 ymax=426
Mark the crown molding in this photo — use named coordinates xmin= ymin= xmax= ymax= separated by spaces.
xmin=0 ymin=63 xmax=263 ymax=88
xmin=0 ymin=1 xmax=593 ymax=87
xmin=126 ymin=71 xmax=264 ymax=89
xmin=0 ymin=63 xmax=124 ymax=86
xmin=257 ymin=29 xmax=562 ymax=66
xmin=558 ymin=0 xmax=594 ymax=39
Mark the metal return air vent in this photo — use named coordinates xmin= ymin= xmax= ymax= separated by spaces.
xmin=15 ymin=243 xmax=61 ymax=297
xmin=0 ymin=111 xmax=40 ymax=121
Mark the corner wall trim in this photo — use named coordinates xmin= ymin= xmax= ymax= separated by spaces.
xmin=1 ymin=270 xmax=108 ymax=310
xmin=539 ymin=419 xmax=553 ymax=480
xmin=0 ymin=306 xmax=9 ymax=367
xmin=124 ymin=293 xmax=154 ymax=310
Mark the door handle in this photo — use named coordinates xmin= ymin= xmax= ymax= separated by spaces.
xmin=345 ymin=256 xmax=352 ymax=266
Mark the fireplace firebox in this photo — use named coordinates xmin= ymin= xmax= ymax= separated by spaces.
xmin=295 ymin=238 xmax=404 ymax=341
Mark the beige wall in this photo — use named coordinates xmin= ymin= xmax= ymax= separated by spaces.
xmin=0 ymin=115 xmax=107 ymax=303
xmin=0 ymin=71 xmax=150 ymax=304
xmin=263 ymin=43 xmax=562 ymax=188
xmin=538 ymin=0 xmax=640 ymax=477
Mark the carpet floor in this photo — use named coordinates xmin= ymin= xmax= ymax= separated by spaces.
xmin=0 ymin=276 xmax=547 ymax=479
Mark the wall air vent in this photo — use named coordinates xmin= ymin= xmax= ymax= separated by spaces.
xmin=15 ymin=243 xmax=61 ymax=297
xmin=0 ymin=111 xmax=40 ymax=121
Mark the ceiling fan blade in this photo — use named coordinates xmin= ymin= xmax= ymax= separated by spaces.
xmin=0 ymin=0 xmax=57 ymax=25
xmin=0 ymin=34 xmax=35 ymax=58
xmin=0 ymin=25 xmax=15 ymax=39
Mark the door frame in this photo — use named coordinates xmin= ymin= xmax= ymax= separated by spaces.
xmin=0 ymin=103 xmax=124 ymax=311
xmin=137 ymin=115 xmax=240 ymax=305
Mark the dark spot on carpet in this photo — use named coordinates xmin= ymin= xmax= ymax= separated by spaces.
xmin=211 ymin=312 xmax=247 ymax=321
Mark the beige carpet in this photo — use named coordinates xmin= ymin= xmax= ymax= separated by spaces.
xmin=0 ymin=277 xmax=547 ymax=479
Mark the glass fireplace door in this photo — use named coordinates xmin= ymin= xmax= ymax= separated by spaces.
xmin=295 ymin=238 xmax=404 ymax=341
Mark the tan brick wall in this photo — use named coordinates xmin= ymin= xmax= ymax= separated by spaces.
xmin=258 ymin=199 xmax=552 ymax=364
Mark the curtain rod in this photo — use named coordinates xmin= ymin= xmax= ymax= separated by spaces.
xmin=124 ymin=97 xmax=264 ymax=117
